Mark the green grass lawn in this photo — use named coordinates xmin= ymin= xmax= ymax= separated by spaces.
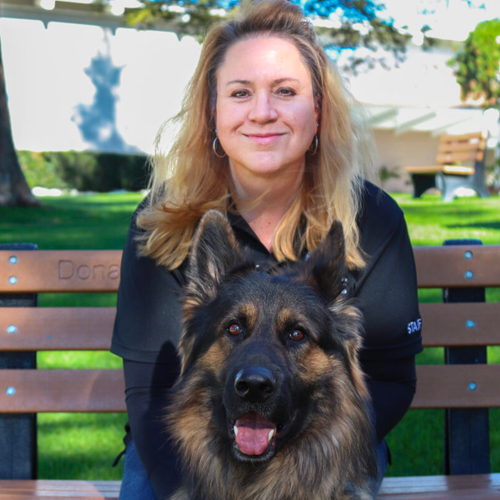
xmin=1 ymin=191 xmax=499 ymax=480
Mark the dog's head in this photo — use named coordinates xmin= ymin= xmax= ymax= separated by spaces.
xmin=177 ymin=210 xmax=367 ymax=464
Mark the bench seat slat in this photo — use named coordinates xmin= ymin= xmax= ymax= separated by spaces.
xmin=2 ymin=303 xmax=500 ymax=351
xmin=1 ymin=474 xmax=499 ymax=499
xmin=379 ymin=473 xmax=500 ymax=499
xmin=405 ymin=165 xmax=475 ymax=175
xmin=0 ymin=480 xmax=121 ymax=499
xmin=0 ymin=308 xmax=115 ymax=351
xmin=1 ymin=366 xmax=500 ymax=412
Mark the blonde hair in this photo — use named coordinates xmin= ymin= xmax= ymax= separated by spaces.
xmin=137 ymin=0 xmax=373 ymax=270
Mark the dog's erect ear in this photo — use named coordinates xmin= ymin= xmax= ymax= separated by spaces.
xmin=186 ymin=210 xmax=244 ymax=305
xmin=301 ymin=220 xmax=347 ymax=304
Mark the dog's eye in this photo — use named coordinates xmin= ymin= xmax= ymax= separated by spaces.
xmin=227 ymin=323 xmax=242 ymax=336
xmin=289 ymin=330 xmax=305 ymax=342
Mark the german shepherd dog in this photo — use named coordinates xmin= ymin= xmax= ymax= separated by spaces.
xmin=167 ymin=211 xmax=378 ymax=500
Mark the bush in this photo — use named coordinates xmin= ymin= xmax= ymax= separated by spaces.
xmin=18 ymin=151 xmax=70 ymax=190
xmin=18 ymin=150 xmax=150 ymax=192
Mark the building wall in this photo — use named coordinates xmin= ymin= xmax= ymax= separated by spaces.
xmin=372 ymin=130 xmax=441 ymax=193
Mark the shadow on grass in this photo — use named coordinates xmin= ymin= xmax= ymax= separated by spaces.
xmin=445 ymin=221 xmax=500 ymax=231
xmin=388 ymin=408 xmax=500 ymax=476
xmin=38 ymin=450 xmax=124 ymax=481
xmin=38 ymin=413 xmax=128 ymax=480
xmin=386 ymin=409 xmax=444 ymax=477
xmin=491 ymin=409 xmax=500 ymax=473
xmin=403 ymin=207 xmax=487 ymax=219
xmin=38 ymin=293 xmax=118 ymax=307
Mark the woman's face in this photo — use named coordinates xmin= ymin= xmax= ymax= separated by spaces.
xmin=216 ymin=36 xmax=319 ymax=182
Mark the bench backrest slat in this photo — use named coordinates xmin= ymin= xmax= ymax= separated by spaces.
xmin=2 ymin=303 xmax=500 ymax=351
xmin=0 ymin=251 xmax=122 ymax=293
xmin=435 ymin=132 xmax=487 ymax=165
xmin=0 ymin=308 xmax=115 ymax=351
xmin=437 ymin=139 xmax=486 ymax=154
xmin=0 ymin=370 xmax=125 ymax=413
xmin=413 ymin=245 xmax=500 ymax=288
xmin=2 ymin=246 xmax=500 ymax=292
xmin=441 ymin=131 xmax=487 ymax=143
xmin=2 ymin=365 xmax=499 ymax=412
xmin=413 ymin=365 xmax=500 ymax=409
xmin=436 ymin=151 xmax=484 ymax=164
xmin=420 ymin=303 xmax=500 ymax=347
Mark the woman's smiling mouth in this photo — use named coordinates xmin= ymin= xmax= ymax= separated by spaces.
xmin=244 ymin=133 xmax=285 ymax=145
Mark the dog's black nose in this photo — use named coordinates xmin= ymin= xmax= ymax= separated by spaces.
xmin=234 ymin=367 xmax=276 ymax=402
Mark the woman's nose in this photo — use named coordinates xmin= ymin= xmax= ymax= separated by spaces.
xmin=248 ymin=92 xmax=278 ymax=123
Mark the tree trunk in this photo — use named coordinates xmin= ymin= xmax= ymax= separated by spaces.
xmin=0 ymin=36 xmax=39 ymax=207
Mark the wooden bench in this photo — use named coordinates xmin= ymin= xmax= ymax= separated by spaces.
xmin=404 ymin=131 xmax=490 ymax=202
xmin=1 ymin=241 xmax=499 ymax=499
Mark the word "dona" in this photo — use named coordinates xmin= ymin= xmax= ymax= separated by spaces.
xmin=58 ymin=260 xmax=120 ymax=281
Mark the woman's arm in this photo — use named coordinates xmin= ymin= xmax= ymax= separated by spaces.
xmin=112 ymin=201 xmax=186 ymax=497
xmin=123 ymin=359 xmax=182 ymax=498
xmin=362 ymin=356 xmax=417 ymax=442
xmin=356 ymin=183 xmax=423 ymax=443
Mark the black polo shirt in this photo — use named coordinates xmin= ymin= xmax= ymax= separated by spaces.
xmin=111 ymin=180 xmax=423 ymax=498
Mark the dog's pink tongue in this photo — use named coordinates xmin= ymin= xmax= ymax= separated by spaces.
xmin=235 ymin=413 xmax=276 ymax=456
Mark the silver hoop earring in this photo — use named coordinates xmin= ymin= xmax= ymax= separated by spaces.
xmin=212 ymin=136 xmax=226 ymax=158
xmin=308 ymin=135 xmax=319 ymax=155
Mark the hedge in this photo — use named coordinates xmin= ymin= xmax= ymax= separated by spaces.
xmin=18 ymin=150 xmax=150 ymax=192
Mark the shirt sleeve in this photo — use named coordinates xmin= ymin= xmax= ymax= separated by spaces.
xmin=355 ymin=183 xmax=423 ymax=362
xmin=111 ymin=201 xmax=186 ymax=363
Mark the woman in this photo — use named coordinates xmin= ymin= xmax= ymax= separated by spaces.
xmin=112 ymin=1 xmax=423 ymax=498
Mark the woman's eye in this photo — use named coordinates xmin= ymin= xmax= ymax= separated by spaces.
xmin=227 ymin=323 xmax=243 ymax=336
xmin=231 ymin=90 xmax=249 ymax=98
xmin=277 ymin=88 xmax=295 ymax=96
xmin=289 ymin=330 xmax=305 ymax=342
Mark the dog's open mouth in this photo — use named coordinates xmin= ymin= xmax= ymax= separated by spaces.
xmin=231 ymin=412 xmax=278 ymax=456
